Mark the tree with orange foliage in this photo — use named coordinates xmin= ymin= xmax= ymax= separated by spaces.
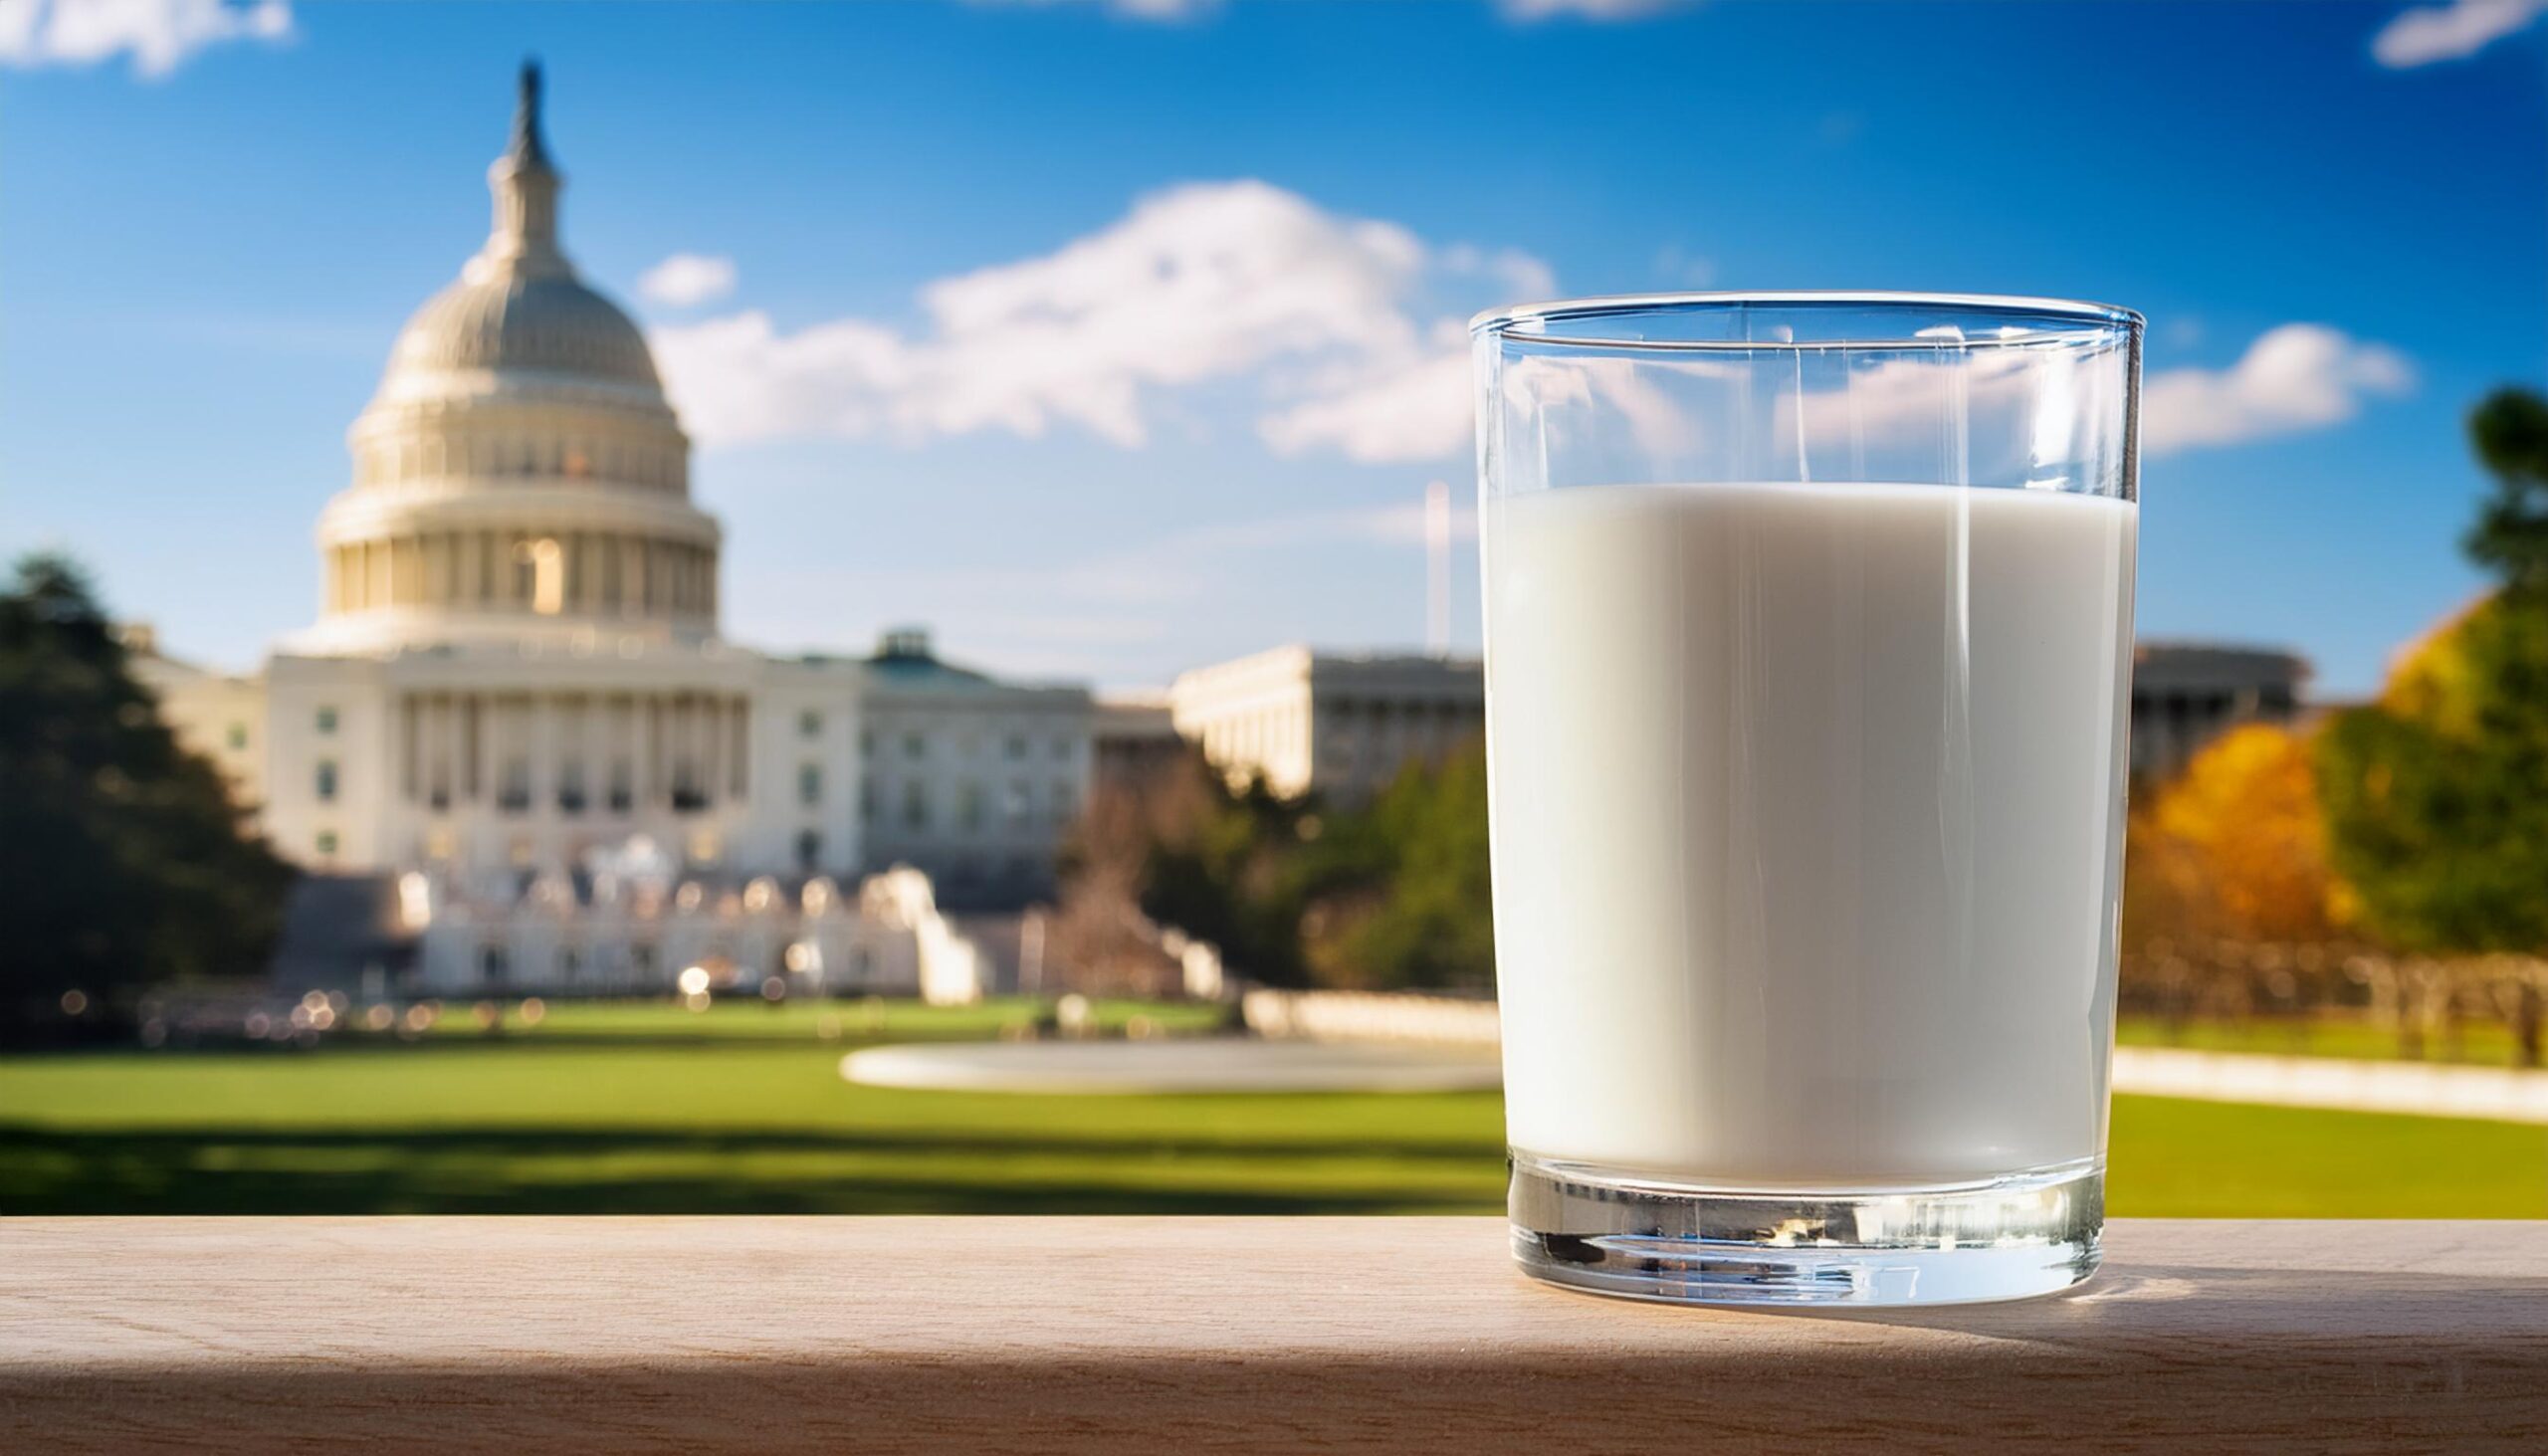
xmin=2146 ymin=724 xmax=2351 ymax=945
xmin=2119 ymin=722 xmax=2353 ymax=1027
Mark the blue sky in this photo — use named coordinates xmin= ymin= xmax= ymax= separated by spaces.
xmin=3 ymin=0 xmax=2541 ymax=694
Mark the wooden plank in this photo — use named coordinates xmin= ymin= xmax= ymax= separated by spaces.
xmin=3 ymin=1217 xmax=2542 ymax=1453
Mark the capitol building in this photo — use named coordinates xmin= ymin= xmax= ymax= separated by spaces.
xmin=136 ymin=69 xmax=1091 ymax=998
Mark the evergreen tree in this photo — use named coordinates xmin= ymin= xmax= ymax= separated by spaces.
xmin=2317 ymin=389 xmax=2548 ymax=956
xmin=0 ymin=554 xmax=295 ymax=1039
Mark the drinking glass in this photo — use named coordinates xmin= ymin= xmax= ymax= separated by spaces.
xmin=1473 ymin=293 xmax=2142 ymax=1306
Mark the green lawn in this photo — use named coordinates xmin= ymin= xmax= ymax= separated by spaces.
xmin=2117 ymin=1012 xmax=2527 ymax=1067
xmin=1 ymin=1001 xmax=2539 ymax=1217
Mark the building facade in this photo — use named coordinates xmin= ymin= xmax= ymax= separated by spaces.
xmin=856 ymin=627 xmax=1094 ymax=908
xmin=1168 ymin=646 xmax=1485 ymax=803
xmin=1091 ymin=691 xmax=1184 ymax=795
xmin=2128 ymin=642 xmax=2310 ymax=781
xmin=136 ymin=69 xmax=1084 ymax=992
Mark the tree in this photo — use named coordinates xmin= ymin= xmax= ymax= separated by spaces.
xmin=2120 ymin=724 xmax=2352 ymax=1027
xmin=0 ymin=555 xmax=295 ymax=1040
xmin=2316 ymin=387 xmax=2548 ymax=1062
xmin=2147 ymin=724 xmax=2351 ymax=945
xmin=1052 ymin=737 xmax=1498 ymax=994
xmin=2464 ymin=388 xmax=2548 ymax=588
xmin=2319 ymin=389 xmax=2548 ymax=955
xmin=1294 ymin=740 xmax=1495 ymax=992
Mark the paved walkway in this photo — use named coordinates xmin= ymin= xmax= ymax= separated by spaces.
xmin=843 ymin=1035 xmax=2548 ymax=1122
xmin=841 ymin=1038 xmax=1503 ymax=1095
xmin=2112 ymin=1045 xmax=2548 ymax=1125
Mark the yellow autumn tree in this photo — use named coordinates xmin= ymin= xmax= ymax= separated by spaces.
xmin=2136 ymin=723 xmax=2352 ymax=945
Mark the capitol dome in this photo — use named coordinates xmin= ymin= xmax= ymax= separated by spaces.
xmin=301 ymin=64 xmax=721 ymax=657
xmin=386 ymin=270 xmax=664 ymax=392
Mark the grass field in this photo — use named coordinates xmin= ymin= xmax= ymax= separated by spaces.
xmin=2117 ymin=1012 xmax=2526 ymax=1067
xmin=2 ymin=1000 xmax=2539 ymax=1217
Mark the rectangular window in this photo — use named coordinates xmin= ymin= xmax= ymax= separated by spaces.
xmin=671 ymin=759 xmax=706 ymax=812
xmin=500 ymin=757 xmax=531 ymax=813
xmin=558 ymin=760 xmax=587 ymax=814
xmin=316 ymin=829 xmax=338 ymax=856
xmin=1006 ymin=779 xmax=1032 ymax=828
xmin=315 ymin=759 xmax=338 ymax=802
xmin=860 ymin=775 xmax=876 ymax=824
xmin=902 ymin=780 xmax=928 ymax=829
xmin=316 ymin=706 xmax=338 ymax=734
xmin=226 ymin=723 xmax=248 ymax=751
xmin=1050 ymin=779 xmax=1076 ymax=821
xmin=903 ymin=731 xmax=926 ymax=761
xmin=1050 ymin=735 xmax=1070 ymax=760
xmin=798 ymin=763 xmax=823 ymax=807
xmin=799 ymin=710 xmax=823 ymax=739
xmin=1004 ymin=734 xmax=1027 ymax=761
xmin=958 ymin=781 xmax=984 ymax=831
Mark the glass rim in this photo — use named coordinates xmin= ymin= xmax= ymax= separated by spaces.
xmin=1469 ymin=291 xmax=2145 ymax=351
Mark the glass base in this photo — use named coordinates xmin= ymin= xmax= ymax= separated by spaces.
xmin=1509 ymin=1149 xmax=2102 ymax=1307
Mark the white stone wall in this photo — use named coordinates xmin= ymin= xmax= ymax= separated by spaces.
xmin=132 ymin=649 xmax=270 ymax=816
xmin=856 ymin=683 xmax=1093 ymax=903
xmin=411 ymin=873 xmax=933 ymax=998
xmin=246 ymin=645 xmax=861 ymax=881
xmin=1169 ymin=646 xmax=1484 ymax=804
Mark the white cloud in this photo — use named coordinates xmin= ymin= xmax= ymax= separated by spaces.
xmin=963 ymin=0 xmax=1217 ymax=20
xmin=636 ymin=253 xmax=739 ymax=309
xmin=2142 ymin=324 xmax=2414 ymax=457
xmin=1259 ymin=332 xmax=1475 ymax=466
xmin=974 ymin=0 xmax=1691 ymax=19
xmin=2371 ymin=0 xmax=2545 ymax=66
xmin=0 ymin=0 xmax=290 ymax=78
xmin=1650 ymin=242 xmax=1717 ymax=288
xmin=1438 ymin=243 xmax=1557 ymax=302
xmin=1498 ymin=0 xmax=1698 ymax=20
xmin=652 ymin=178 xmax=1545 ymax=461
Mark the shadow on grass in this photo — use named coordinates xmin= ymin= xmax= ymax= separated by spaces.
xmin=0 ymin=1124 xmax=1506 ymax=1216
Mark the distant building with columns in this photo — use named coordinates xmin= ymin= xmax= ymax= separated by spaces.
xmin=856 ymin=627 xmax=1093 ymax=909
xmin=1091 ymin=692 xmax=1185 ymax=795
xmin=1158 ymin=638 xmax=2308 ymax=806
xmin=2127 ymin=642 xmax=2310 ymax=781
xmin=131 ymin=68 xmax=1082 ymax=993
xmin=1168 ymin=646 xmax=1485 ymax=803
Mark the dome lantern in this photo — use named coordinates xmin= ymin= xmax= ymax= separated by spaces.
xmin=474 ymin=60 xmax=567 ymax=284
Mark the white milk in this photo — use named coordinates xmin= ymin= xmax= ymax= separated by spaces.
xmin=1483 ymin=482 xmax=2136 ymax=1187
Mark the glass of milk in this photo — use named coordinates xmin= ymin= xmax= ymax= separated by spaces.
xmin=1473 ymin=294 xmax=2142 ymax=1306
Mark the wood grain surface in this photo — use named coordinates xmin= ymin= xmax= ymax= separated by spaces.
xmin=3 ymin=1217 xmax=2542 ymax=1453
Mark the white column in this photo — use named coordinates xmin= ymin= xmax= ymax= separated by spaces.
xmin=532 ymin=695 xmax=557 ymax=837
xmin=628 ymin=695 xmax=644 ymax=810
xmin=439 ymin=693 xmax=458 ymax=807
xmin=400 ymin=695 xmax=418 ymax=803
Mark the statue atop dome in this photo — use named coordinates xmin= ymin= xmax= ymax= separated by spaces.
xmin=480 ymin=58 xmax=565 ymax=280
xmin=510 ymin=60 xmax=551 ymax=170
